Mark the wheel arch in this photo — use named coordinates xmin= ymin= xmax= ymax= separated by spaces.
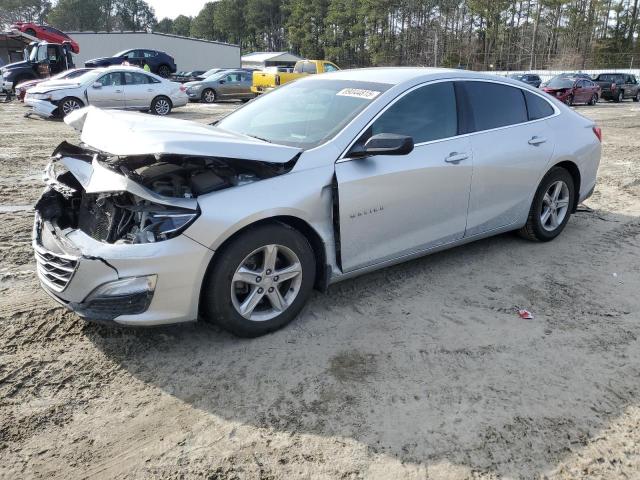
xmin=547 ymin=159 xmax=582 ymax=212
xmin=198 ymin=214 xmax=329 ymax=313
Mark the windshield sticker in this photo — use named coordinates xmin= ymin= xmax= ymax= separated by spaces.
xmin=337 ymin=88 xmax=381 ymax=100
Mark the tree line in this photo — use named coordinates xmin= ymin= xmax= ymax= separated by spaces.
xmin=3 ymin=0 xmax=640 ymax=70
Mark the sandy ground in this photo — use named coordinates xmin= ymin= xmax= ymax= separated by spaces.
xmin=0 ymin=98 xmax=639 ymax=480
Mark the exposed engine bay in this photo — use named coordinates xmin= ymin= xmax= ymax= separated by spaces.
xmin=36 ymin=141 xmax=297 ymax=244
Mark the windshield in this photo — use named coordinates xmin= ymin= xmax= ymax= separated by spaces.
xmin=548 ymin=77 xmax=575 ymax=89
xmin=204 ymin=72 xmax=226 ymax=81
xmin=217 ymin=79 xmax=392 ymax=149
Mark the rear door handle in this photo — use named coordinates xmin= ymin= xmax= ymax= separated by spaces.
xmin=147 ymin=89 xmax=153 ymax=92
xmin=445 ymin=152 xmax=469 ymax=164
xmin=528 ymin=136 xmax=547 ymax=146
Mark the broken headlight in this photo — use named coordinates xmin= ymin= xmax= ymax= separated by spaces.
xmin=132 ymin=209 xmax=199 ymax=244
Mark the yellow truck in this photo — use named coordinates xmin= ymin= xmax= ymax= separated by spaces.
xmin=251 ymin=60 xmax=340 ymax=94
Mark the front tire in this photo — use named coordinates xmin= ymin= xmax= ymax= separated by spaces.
xmin=565 ymin=94 xmax=574 ymax=106
xmin=634 ymin=92 xmax=640 ymax=102
xmin=59 ymin=97 xmax=84 ymax=117
xmin=615 ymin=91 xmax=623 ymax=103
xmin=202 ymin=88 xmax=216 ymax=103
xmin=589 ymin=93 xmax=598 ymax=106
xmin=151 ymin=96 xmax=172 ymax=115
xmin=202 ymin=223 xmax=316 ymax=337
xmin=518 ymin=167 xmax=575 ymax=242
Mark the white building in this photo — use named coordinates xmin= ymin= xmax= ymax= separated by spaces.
xmin=241 ymin=52 xmax=304 ymax=69
xmin=67 ymin=31 xmax=240 ymax=71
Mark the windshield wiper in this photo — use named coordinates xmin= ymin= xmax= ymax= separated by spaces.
xmin=247 ymin=135 xmax=273 ymax=144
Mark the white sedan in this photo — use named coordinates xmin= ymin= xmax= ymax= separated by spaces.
xmin=25 ymin=65 xmax=188 ymax=118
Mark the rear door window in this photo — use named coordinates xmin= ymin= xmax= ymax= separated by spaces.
xmin=461 ymin=81 xmax=528 ymax=132
xmin=98 ymin=72 xmax=123 ymax=87
xmin=524 ymin=91 xmax=555 ymax=121
xmin=124 ymin=72 xmax=151 ymax=85
xmin=369 ymin=81 xmax=457 ymax=144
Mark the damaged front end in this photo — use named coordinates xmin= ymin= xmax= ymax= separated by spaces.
xmin=33 ymin=140 xmax=297 ymax=324
xmin=38 ymin=141 xmax=296 ymax=245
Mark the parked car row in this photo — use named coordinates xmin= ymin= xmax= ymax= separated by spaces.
xmin=509 ymin=71 xmax=640 ymax=105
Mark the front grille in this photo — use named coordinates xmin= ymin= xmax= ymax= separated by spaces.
xmin=34 ymin=243 xmax=78 ymax=292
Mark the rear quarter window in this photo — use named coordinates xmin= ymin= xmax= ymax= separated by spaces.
xmin=524 ymin=91 xmax=555 ymax=121
xmin=462 ymin=81 xmax=528 ymax=132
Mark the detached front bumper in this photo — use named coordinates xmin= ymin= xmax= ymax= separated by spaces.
xmin=33 ymin=214 xmax=214 ymax=326
xmin=28 ymin=98 xmax=58 ymax=118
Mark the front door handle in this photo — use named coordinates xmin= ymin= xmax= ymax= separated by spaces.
xmin=115 ymin=89 xmax=122 ymax=93
xmin=445 ymin=152 xmax=469 ymax=164
xmin=528 ymin=136 xmax=547 ymax=146
xmin=147 ymin=89 xmax=153 ymax=92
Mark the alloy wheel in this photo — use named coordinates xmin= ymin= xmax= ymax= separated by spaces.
xmin=158 ymin=66 xmax=170 ymax=78
xmin=540 ymin=180 xmax=570 ymax=232
xmin=230 ymin=244 xmax=303 ymax=322
xmin=154 ymin=98 xmax=170 ymax=115
xmin=203 ymin=89 xmax=216 ymax=103
xmin=61 ymin=99 xmax=81 ymax=116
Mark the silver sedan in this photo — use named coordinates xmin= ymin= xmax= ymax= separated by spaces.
xmin=25 ymin=65 xmax=188 ymax=118
xmin=34 ymin=68 xmax=601 ymax=336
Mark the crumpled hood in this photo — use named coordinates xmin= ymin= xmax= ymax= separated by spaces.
xmin=64 ymin=106 xmax=302 ymax=163
xmin=29 ymin=79 xmax=83 ymax=93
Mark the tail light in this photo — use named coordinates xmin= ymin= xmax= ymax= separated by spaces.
xmin=593 ymin=126 xmax=602 ymax=142
xmin=179 ymin=85 xmax=186 ymax=92
xmin=611 ymin=83 xmax=616 ymax=91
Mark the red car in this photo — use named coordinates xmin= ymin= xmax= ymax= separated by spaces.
xmin=12 ymin=22 xmax=80 ymax=54
xmin=542 ymin=76 xmax=601 ymax=106
xmin=14 ymin=68 xmax=92 ymax=101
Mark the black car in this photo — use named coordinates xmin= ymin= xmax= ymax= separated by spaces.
xmin=171 ymin=70 xmax=206 ymax=83
xmin=508 ymin=73 xmax=542 ymax=88
xmin=85 ymin=49 xmax=177 ymax=77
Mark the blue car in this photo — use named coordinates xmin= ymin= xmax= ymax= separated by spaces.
xmin=85 ymin=49 xmax=177 ymax=78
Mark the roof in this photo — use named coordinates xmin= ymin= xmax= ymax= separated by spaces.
xmin=241 ymin=52 xmax=303 ymax=63
xmin=319 ymin=67 xmax=540 ymax=88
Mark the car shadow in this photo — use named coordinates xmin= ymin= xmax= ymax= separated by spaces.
xmin=85 ymin=206 xmax=640 ymax=477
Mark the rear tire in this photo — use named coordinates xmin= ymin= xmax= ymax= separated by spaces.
xmin=157 ymin=65 xmax=171 ymax=78
xmin=58 ymin=97 xmax=84 ymax=118
xmin=151 ymin=96 xmax=172 ymax=115
xmin=518 ymin=167 xmax=575 ymax=242
xmin=634 ymin=92 xmax=640 ymax=102
xmin=202 ymin=223 xmax=316 ymax=337
xmin=589 ymin=94 xmax=598 ymax=106
xmin=615 ymin=91 xmax=623 ymax=103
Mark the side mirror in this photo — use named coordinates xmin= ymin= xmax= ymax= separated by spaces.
xmin=351 ymin=133 xmax=414 ymax=158
xmin=92 ymin=82 xmax=102 ymax=89
xmin=219 ymin=79 xmax=225 ymax=84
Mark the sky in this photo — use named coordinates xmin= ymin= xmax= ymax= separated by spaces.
xmin=146 ymin=0 xmax=209 ymax=20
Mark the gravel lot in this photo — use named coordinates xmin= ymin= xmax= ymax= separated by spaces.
xmin=1 ymin=99 xmax=639 ymax=480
